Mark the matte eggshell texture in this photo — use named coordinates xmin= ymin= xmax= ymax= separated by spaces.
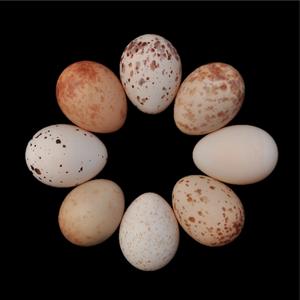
xmin=25 ymin=124 xmax=107 ymax=187
xmin=120 ymin=34 xmax=182 ymax=114
xmin=119 ymin=193 xmax=179 ymax=271
xmin=172 ymin=175 xmax=244 ymax=247
xmin=59 ymin=179 xmax=125 ymax=246
xmin=56 ymin=61 xmax=127 ymax=133
xmin=192 ymin=125 xmax=278 ymax=184
xmin=174 ymin=62 xmax=244 ymax=135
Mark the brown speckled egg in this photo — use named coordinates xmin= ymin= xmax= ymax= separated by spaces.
xmin=174 ymin=62 xmax=244 ymax=135
xmin=172 ymin=175 xmax=244 ymax=247
xmin=58 ymin=179 xmax=125 ymax=246
xmin=120 ymin=34 xmax=182 ymax=114
xmin=56 ymin=61 xmax=127 ymax=133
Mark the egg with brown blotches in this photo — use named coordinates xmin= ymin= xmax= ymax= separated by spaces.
xmin=172 ymin=175 xmax=244 ymax=247
xmin=58 ymin=179 xmax=125 ymax=247
xmin=120 ymin=34 xmax=182 ymax=114
xmin=56 ymin=61 xmax=127 ymax=133
xmin=174 ymin=62 xmax=245 ymax=135
xmin=119 ymin=193 xmax=179 ymax=271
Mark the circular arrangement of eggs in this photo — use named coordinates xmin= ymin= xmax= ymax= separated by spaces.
xmin=25 ymin=34 xmax=278 ymax=271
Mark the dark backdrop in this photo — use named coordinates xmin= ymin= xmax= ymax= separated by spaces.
xmin=4 ymin=2 xmax=298 ymax=298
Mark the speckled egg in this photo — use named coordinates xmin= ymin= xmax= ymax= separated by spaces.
xmin=25 ymin=124 xmax=107 ymax=187
xmin=56 ymin=61 xmax=127 ymax=133
xmin=172 ymin=175 xmax=244 ymax=247
xmin=120 ymin=34 xmax=182 ymax=114
xmin=174 ymin=62 xmax=244 ymax=135
xmin=59 ymin=179 xmax=125 ymax=246
xmin=119 ymin=193 xmax=179 ymax=271
xmin=193 ymin=125 xmax=278 ymax=184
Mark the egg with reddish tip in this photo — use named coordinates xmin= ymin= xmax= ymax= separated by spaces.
xmin=174 ymin=62 xmax=245 ymax=135
xmin=120 ymin=34 xmax=182 ymax=114
xmin=172 ymin=175 xmax=245 ymax=247
xmin=56 ymin=60 xmax=127 ymax=133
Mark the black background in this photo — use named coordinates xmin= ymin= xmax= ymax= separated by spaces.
xmin=4 ymin=2 xmax=298 ymax=297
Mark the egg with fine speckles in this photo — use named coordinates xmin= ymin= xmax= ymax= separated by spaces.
xmin=119 ymin=193 xmax=179 ymax=271
xmin=174 ymin=62 xmax=244 ymax=135
xmin=120 ymin=34 xmax=182 ymax=114
xmin=172 ymin=175 xmax=244 ymax=247
xmin=25 ymin=124 xmax=107 ymax=187
xmin=58 ymin=179 xmax=125 ymax=246
xmin=56 ymin=61 xmax=127 ymax=133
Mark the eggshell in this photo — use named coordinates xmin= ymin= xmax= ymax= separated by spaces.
xmin=172 ymin=175 xmax=244 ymax=247
xmin=25 ymin=124 xmax=107 ymax=187
xmin=120 ymin=34 xmax=182 ymax=114
xmin=192 ymin=125 xmax=278 ymax=184
xmin=174 ymin=62 xmax=244 ymax=135
xmin=56 ymin=61 xmax=127 ymax=133
xmin=119 ymin=193 xmax=179 ymax=271
xmin=58 ymin=179 xmax=125 ymax=246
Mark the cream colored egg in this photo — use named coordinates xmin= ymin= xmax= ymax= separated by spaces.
xmin=174 ymin=62 xmax=244 ymax=135
xmin=56 ymin=61 xmax=127 ymax=133
xmin=193 ymin=125 xmax=278 ymax=184
xmin=58 ymin=179 xmax=125 ymax=246
xmin=120 ymin=34 xmax=182 ymax=114
xmin=119 ymin=193 xmax=179 ymax=271
xmin=172 ymin=175 xmax=244 ymax=247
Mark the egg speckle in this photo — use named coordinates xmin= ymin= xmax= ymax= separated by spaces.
xmin=120 ymin=34 xmax=182 ymax=114
xmin=119 ymin=193 xmax=179 ymax=271
xmin=192 ymin=125 xmax=278 ymax=184
xmin=59 ymin=179 xmax=125 ymax=246
xmin=56 ymin=61 xmax=127 ymax=133
xmin=172 ymin=175 xmax=245 ymax=247
xmin=25 ymin=124 xmax=107 ymax=187
xmin=174 ymin=62 xmax=244 ymax=135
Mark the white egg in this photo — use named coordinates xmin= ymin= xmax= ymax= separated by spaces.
xmin=172 ymin=175 xmax=245 ymax=247
xmin=25 ymin=124 xmax=107 ymax=187
xmin=193 ymin=125 xmax=278 ymax=184
xmin=119 ymin=193 xmax=179 ymax=271
xmin=120 ymin=34 xmax=182 ymax=114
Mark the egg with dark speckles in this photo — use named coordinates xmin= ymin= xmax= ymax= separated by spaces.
xmin=56 ymin=61 xmax=127 ymax=133
xmin=119 ymin=193 xmax=179 ymax=271
xmin=120 ymin=34 xmax=182 ymax=114
xmin=172 ymin=175 xmax=244 ymax=247
xmin=25 ymin=124 xmax=107 ymax=187
xmin=59 ymin=179 xmax=125 ymax=246
xmin=174 ymin=62 xmax=244 ymax=135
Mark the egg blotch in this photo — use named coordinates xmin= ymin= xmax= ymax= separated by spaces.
xmin=119 ymin=193 xmax=179 ymax=271
xmin=25 ymin=124 xmax=107 ymax=187
xmin=174 ymin=62 xmax=245 ymax=135
xmin=120 ymin=34 xmax=182 ymax=114
xmin=172 ymin=175 xmax=245 ymax=247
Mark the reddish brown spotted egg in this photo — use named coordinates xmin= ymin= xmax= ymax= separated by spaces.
xmin=172 ymin=175 xmax=244 ymax=247
xmin=174 ymin=62 xmax=245 ymax=135
xmin=120 ymin=34 xmax=182 ymax=114
xmin=56 ymin=61 xmax=127 ymax=133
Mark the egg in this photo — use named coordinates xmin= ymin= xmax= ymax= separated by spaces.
xmin=174 ymin=62 xmax=244 ymax=135
xmin=172 ymin=175 xmax=244 ymax=247
xmin=120 ymin=34 xmax=182 ymax=114
xmin=119 ymin=193 xmax=179 ymax=271
xmin=193 ymin=125 xmax=278 ymax=184
xmin=56 ymin=61 xmax=127 ymax=133
xmin=25 ymin=124 xmax=107 ymax=187
xmin=58 ymin=179 xmax=125 ymax=246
